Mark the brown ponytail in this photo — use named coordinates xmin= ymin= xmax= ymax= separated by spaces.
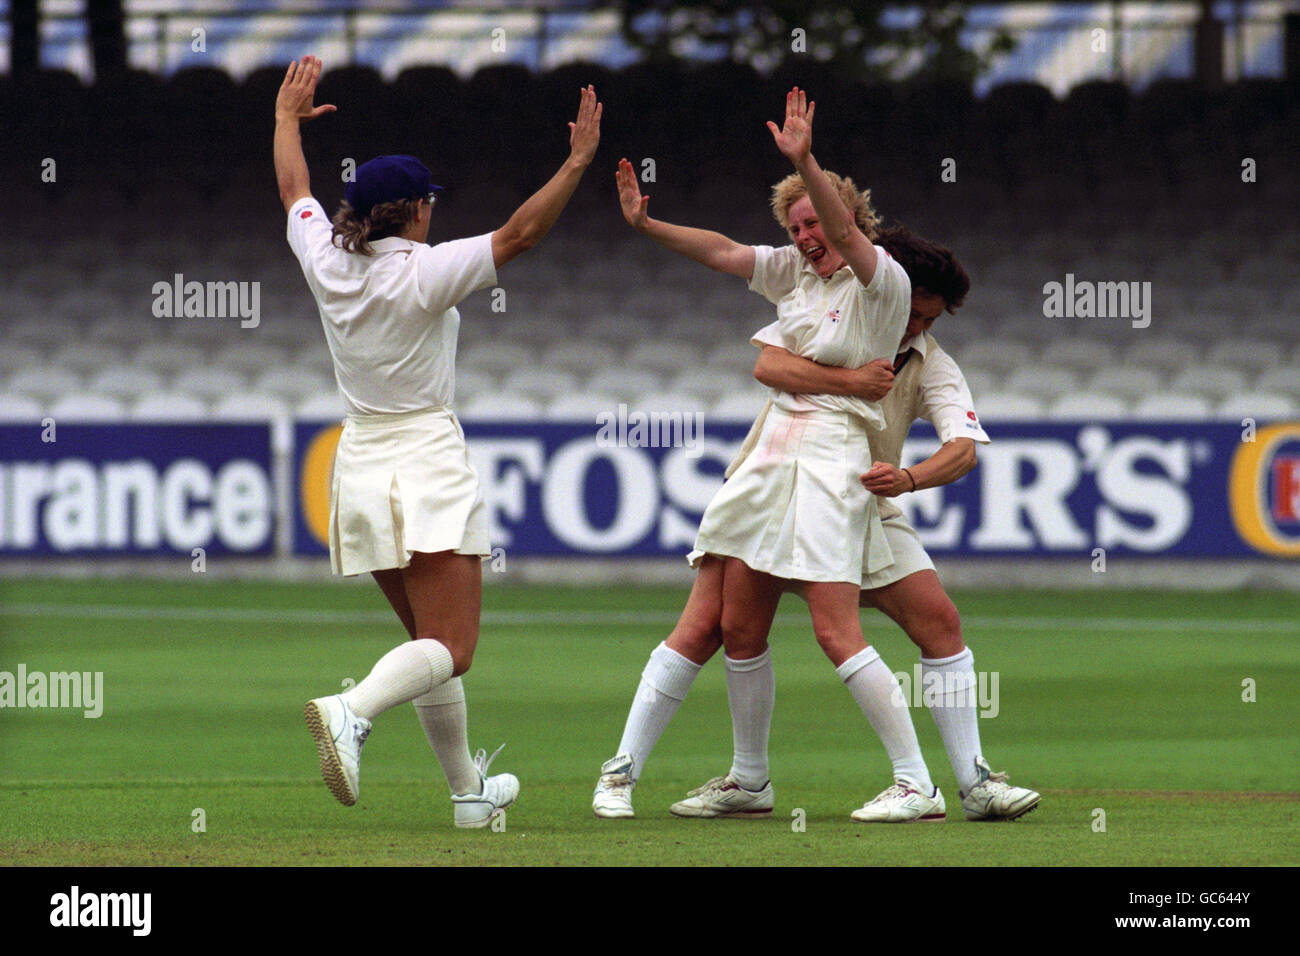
xmin=331 ymin=196 xmax=427 ymax=255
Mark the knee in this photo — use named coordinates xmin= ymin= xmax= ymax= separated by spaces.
xmin=417 ymin=633 xmax=475 ymax=677
xmin=720 ymin=615 xmax=768 ymax=659
xmin=910 ymin=600 xmax=964 ymax=658
xmin=666 ymin=625 xmax=722 ymax=666
xmin=812 ymin=622 xmax=864 ymax=665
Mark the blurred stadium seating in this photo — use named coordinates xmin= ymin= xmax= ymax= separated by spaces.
xmin=3 ymin=63 xmax=1297 ymax=430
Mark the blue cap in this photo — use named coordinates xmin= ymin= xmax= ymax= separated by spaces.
xmin=345 ymin=155 xmax=443 ymax=217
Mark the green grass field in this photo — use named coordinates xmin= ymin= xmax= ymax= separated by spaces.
xmin=1 ymin=577 xmax=1296 ymax=867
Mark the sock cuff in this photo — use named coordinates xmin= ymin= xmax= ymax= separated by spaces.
xmin=723 ymin=648 xmax=771 ymax=673
xmin=412 ymin=675 xmax=464 ymax=708
xmin=835 ymin=646 xmax=882 ymax=682
xmin=920 ymin=647 xmax=974 ymax=670
xmin=412 ymin=638 xmax=455 ymax=688
xmin=646 ymin=642 xmax=703 ymax=700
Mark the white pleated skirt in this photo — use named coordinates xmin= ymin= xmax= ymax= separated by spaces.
xmin=689 ymin=405 xmax=893 ymax=584
xmin=329 ymin=406 xmax=490 ymax=576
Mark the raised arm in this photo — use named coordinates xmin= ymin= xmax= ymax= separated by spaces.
xmin=862 ymin=439 xmax=978 ymax=498
xmin=491 ymin=86 xmax=602 ymax=268
xmin=615 ymin=158 xmax=756 ymax=279
xmin=754 ymin=345 xmax=895 ymax=401
xmin=767 ymin=88 xmax=879 ymax=285
xmin=273 ymin=56 xmax=336 ymax=212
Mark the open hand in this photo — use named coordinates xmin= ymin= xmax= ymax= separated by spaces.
xmin=568 ymin=85 xmax=603 ymax=167
xmin=275 ymin=56 xmax=336 ymax=123
xmin=615 ymin=158 xmax=649 ymax=229
xmin=766 ymin=87 xmax=814 ymax=165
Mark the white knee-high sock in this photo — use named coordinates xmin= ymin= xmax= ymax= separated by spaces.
xmin=921 ymin=648 xmax=983 ymax=793
xmin=615 ymin=642 xmax=702 ymax=781
xmin=726 ymin=649 xmax=774 ymax=791
xmin=413 ymin=676 xmax=481 ymax=796
xmin=341 ymin=638 xmax=454 ymax=721
xmin=837 ymin=647 xmax=933 ymax=793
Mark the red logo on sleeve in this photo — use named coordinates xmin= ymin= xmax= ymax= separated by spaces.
xmin=967 ymin=411 xmax=978 ymax=421
xmin=300 ymin=210 xmax=313 ymax=219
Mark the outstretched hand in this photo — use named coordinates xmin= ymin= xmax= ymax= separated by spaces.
xmin=766 ymin=86 xmax=814 ymax=165
xmin=568 ymin=85 xmax=603 ymax=167
xmin=275 ymin=56 xmax=336 ymax=123
xmin=615 ymin=158 xmax=649 ymax=229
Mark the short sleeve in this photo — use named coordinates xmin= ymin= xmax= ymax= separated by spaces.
xmin=918 ymin=348 xmax=991 ymax=445
xmin=414 ymin=232 xmax=498 ymax=316
xmin=750 ymin=318 xmax=787 ymax=350
xmin=747 ymin=244 xmax=802 ymax=305
xmin=286 ymin=197 xmax=333 ymax=270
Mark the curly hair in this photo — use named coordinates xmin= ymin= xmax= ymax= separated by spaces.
xmin=769 ymin=171 xmax=880 ymax=239
xmin=330 ymin=196 xmax=428 ymax=255
xmin=875 ymin=225 xmax=970 ymax=313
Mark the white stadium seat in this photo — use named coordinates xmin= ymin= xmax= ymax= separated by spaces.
xmin=630 ymin=391 xmax=711 ymax=417
xmin=1047 ymin=392 xmax=1129 ymax=420
xmin=539 ymin=340 xmax=618 ymax=372
xmin=172 ymin=367 xmax=247 ymax=401
xmin=1124 ymin=337 xmax=1201 ymax=372
xmin=1085 ymin=366 xmax=1165 ymax=401
xmin=972 ymin=392 xmax=1045 ymax=421
xmin=1215 ymin=392 xmax=1295 ymax=421
xmin=0 ymin=392 xmax=43 ymax=422
xmin=710 ymin=390 xmax=768 ymax=422
xmin=1257 ymin=367 xmax=1300 ymax=399
xmin=1131 ymin=392 xmax=1213 ymax=420
xmin=625 ymin=340 xmax=701 ymax=373
xmin=586 ymin=367 xmax=665 ymax=398
xmin=87 ymin=365 xmax=166 ymax=401
xmin=498 ymin=368 xmax=579 ymax=401
xmin=459 ymin=393 xmax=543 ymax=421
xmin=667 ymin=367 xmax=756 ymax=401
xmin=6 ymin=366 xmax=83 ymax=402
xmin=295 ymin=391 xmax=346 ymax=420
xmin=1203 ymin=340 xmax=1282 ymax=373
xmin=1005 ymin=365 xmax=1082 ymax=401
xmin=960 ymin=367 xmax=998 ymax=402
xmin=49 ymin=393 xmax=127 ymax=421
xmin=1168 ymin=368 xmax=1249 ymax=401
xmin=0 ymin=345 xmax=46 ymax=374
xmin=1038 ymin=338 xmax=1117 ymax=370
xmin=51 ymin=342 xmax=128 ymax=373
xmin=957 ymin=341 xmax=1037 ymax=374
xmin=130 ymin=392 xmax=209 ymax=421
xmin=133 ymin=341 xmax=208 ymax=373
xmin=9 ymin=316 xmax=82 ymax=348
xmin=213 ymin=342 xmax=290 ymax=373
xmin=211 ymin=392 xmax=291 ymax=420
xmin=545 ymin=393 xmax=621 ymax=421
xmin=251 ymin=366 xmax=336 ymax=401
xmin=453 ymin=368 xmax=496 ymax=403
xmin=459 ymin=340 xmax=534 ymax=376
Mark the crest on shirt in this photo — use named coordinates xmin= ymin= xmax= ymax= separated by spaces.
xmin=826 ymin=308 xmax=841 ymax=323
xmin=967 ymin=410 xmax=978 ymax=421
xmin=300 ymin=209 xmax=313 ymax=219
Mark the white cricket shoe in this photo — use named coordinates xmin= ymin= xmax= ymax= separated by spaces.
xmin=452 ymin=744 xmax=520 ymax=829
xmin=669 ymin=774 xmax=774 ymax=819
xmin=851 ymin=780 xmax=946 ymax=823
xmin=593 ymin=753 xmax=636 ymax=819
xmin=960 ymin=756 xmax=1040 ymax=821
xmin=304 ymin=695 xmax=371 ymax=807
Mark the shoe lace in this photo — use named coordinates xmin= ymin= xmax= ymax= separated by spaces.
xmin=873 ymin=783 xmax=911 ymax=801
xmin=685 ymin=775 xmax=729 ymax=797
xmin=473 ymin=742 xmax=506 ymax=778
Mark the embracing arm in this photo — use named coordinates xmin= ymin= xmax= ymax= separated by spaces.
xmin=273 ymin=56 xmax=336 ymax=212
xmin=492 ymin=86 xmax=602 ymax=268
xmin=768 ymin=88 xmax=879 ymax=285
xmin=754 ymin=345 xmax=894 ymax=401
xmin=615 ymin=158 xmax=755 ymax=279
xmin=861 ymin=438 xmax=978 ymax=498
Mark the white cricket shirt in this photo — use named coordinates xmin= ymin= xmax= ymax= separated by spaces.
xmin=286 ymin=196 xmax=497 ymax=416
xmin=748 ymin=243 xmax=910 ymax=430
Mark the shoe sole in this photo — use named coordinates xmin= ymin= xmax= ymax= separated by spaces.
xmin=593 ymin=808 xmax=635 ymax=819
xmin=304 ymin=700 xmax=357 ymax=807
xmin=454 ymin=780 xmax=519 ymax=829
xmin=669 ymin=807 xmax=774 ymax=819
xmin=964 ymin=796 xmax=1041 ymax=821
xmin=851 ymin=812 xmax=947 ymax=823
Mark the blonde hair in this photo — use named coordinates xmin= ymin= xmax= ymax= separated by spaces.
xmin=331 ymin=196 xmax=428 ymax=255
xmin=770 ymin=171 xmax=879 ymax=239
